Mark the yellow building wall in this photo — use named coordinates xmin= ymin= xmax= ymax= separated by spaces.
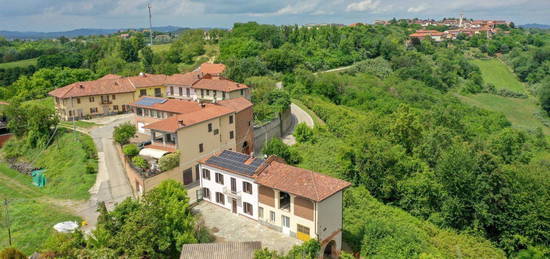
xmin=177 ymin=114 xmax=237 ymax=183
xmin=54 ymin=92 xmax=135 ymax=120
xmin=133 ymin=86 xmax=167 ymax=99
xmin=258 ymin=189 xmax=316 ymax=241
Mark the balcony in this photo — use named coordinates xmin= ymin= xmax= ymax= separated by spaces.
xmin=101 ymin=100 xmax=112 ymax=104
xmin=223 ymin=186 xmax=241 ymax=202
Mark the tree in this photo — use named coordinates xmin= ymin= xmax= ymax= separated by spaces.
xmin=122 ymin=144 xmax=139 ymax=157
xmin=5 ymin=100 xmax=59 ymax=148
xmin=159 ymin=151 xmax=180 ymax=171
xmin=141 ymin=46 xmax=154 ymax=73
xmin=132 ymin=156 xmax=149 ymax=170
xmin=538 ymin=79 xmax=550 ymax=115
xmin=223 ymin=57 xmax=269 ymax=82
xmin=262 ymin=138 xmax=300 ymax=164
xmin=113 ymin=123 xmax=136 ymax=145
xmin=293 ymin=123 xmax=313 ymax=143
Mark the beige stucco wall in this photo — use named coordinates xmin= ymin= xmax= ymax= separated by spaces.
xmin=258 ymin=189 xmax=316 ymax=240
xmin=316 ymin=191 xmax=343 ymax=250
xmin=133 ymin=86 xmax=166 ymax=99
xmin=54 ymin=92 xmax=135 ymax=120
xmin=227 ymin=89 xmax=250 ymax=100
xmin=177 ymin=113 xmax=238 ymax=183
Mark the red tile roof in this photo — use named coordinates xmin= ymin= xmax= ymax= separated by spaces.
xmin=218 ymin=97 xmax=253 ymax=113
xmin=98 ymin=74 xmax=123 ymax=80
xmin=165 ymin=72 xmax=203 ymax=86
xmin=255 ymin=158 xmax=351 ymax=202
xmin=130 ymin=97 xmax=202 ymax=114
xmin=48 ymin=78 xmax=135 ymax=98
xmin=199 ymin=63 xmax=226 ymax=75
xmin=143 ymin=98 xmax=252 ymax=132
xmin=125 ymin=73 xmax=168 ymax=88
xmin=192 ymin=77 xmax=248 ymax=92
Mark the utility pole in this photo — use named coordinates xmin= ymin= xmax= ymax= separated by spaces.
xmin=4 ymin=199 xmax=12 ymax=246
xmin=148 ymin=3 xmax=153 ymax=46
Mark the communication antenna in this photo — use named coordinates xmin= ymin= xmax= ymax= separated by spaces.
xmin=148 ymin=2 xmax=153 ymax=46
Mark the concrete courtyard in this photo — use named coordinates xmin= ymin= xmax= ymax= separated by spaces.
xmin=193 ymin=201 xmax=302 ymax=254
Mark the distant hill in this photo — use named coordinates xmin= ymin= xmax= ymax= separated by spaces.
xmin=0 ymin=26 xmax=188 ymax=40
xmin=520 ymin=23 xmax=550 ymax=29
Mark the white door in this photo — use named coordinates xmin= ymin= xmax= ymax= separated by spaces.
xmin=281 ymin=215 xmax=290 ymax=236
xmin=138 ymin=122 xmax=145 ymax=133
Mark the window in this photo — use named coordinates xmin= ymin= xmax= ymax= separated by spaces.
xmin=203 ymin=188 xmax=210 ymax=199
xmin=248 ymin=121 xmax=251 ymax=126
xmin=154 ymin=88 xmax=162 ymax=97
xmin=202 ymin=169 xmax=210 ymax=180
xmin=230 ymin=177 xmax=237 ymax=193
xmin=76 ymin=97 xmax=81 ymax=104
xmin=206 ymin=90 xmax=210 ymax=96
xmin=90 ymin=107 xmax=98 ymax=113
xmin=240 ymin=89 xmax=244 ymax=95
xmin=170 ymin=87 xmax=174 ymax=95
xmin=229 ymin=115 xmax=234 ymax=124
xmin=222 ymin=92 xmax=226 ymax=100
xmin=208 ymin=123 xmax=212 ymax=132
xmin=282 ymin=215 xmax=290 ymax=228
xmin=89 ymin=96 xmax=94 ymax=102
xmin=259 ymin=207 xmax=264 ymax=219
xmin=186 ymin=88 xmax=190 ymax=97
xmin=69 ymin=110 xmax=73 ymax=116
xmin=213 ymin=91 xmax=217 ymax=98
xmin=151 ymin=110 xmax=157 ymax=118
xmin=229 ymin=131 xmax=234 ymax=139
xmin=144 ymin=109 xmax=149 ymax=116
xmin=140 ymin=89 xmax=147 ymax=96
xmin=201 ymin=89 xmax=204 ymax=98
xmin=243 ymin=202 xmax=253 ymax=216
xmin=199 ymin=143 xmax=204 ymax=153
xmin=215 ymin=192 xmax=225 ymax=205
xmin=297 ymin=225 xmax=310 ymax=236
xmin=112 ymin=94 xmax=116 ymax=100
xmin=113 ymin=105 xmax=119 ymax=111
xmin=243 ymin=182 xmax=252 ymax=194
xmin=215 ymin=173 xmax=224 ymax=184
xmin=179 ymin=87 xmax=183 ymax=96
xmin=213 ymin=129 xmax=219 ymax=135
xmin=279 ymin=191 xmax=290 ymax=211
xmin=270 ymin=211 xmax=276 ymax=222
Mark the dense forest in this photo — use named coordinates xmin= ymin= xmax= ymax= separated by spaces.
xmin=1 ymin=21 xmax=549 ymax=258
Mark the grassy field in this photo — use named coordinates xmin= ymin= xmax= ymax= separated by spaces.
xmin=2 ymin=130 xmax=97 ymax=200
xmin=59 ymin=120 xmax=98 ymax=129
xmin=0 ymin=58 xmax=37 ymax=69
xmin=457 ymin=94 xmax=550 ymax=135
xmin=471 ymin=58 xmax=526 ymax=93
xmin=0 ymin=164 xmax=81 ymax=255
xmin=150 ymin=43 xmax=171 ymax=53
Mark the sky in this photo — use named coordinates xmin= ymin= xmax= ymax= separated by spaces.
xmin=0 ymin=0 xmax=549 ymax=32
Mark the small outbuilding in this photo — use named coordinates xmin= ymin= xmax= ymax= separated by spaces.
xmin=180 ymin=241 xmax=261 ymax=259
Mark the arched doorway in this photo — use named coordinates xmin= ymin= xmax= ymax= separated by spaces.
xmin=242 ymin=141 xmax=250 ymax=154
xmin=323 ymin=240 xmax=337 ymax=259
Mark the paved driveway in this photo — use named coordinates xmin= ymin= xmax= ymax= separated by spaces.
xmin=193 ymin=202 xmax=301 ymax=254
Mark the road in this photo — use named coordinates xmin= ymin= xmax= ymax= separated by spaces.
xmin=275 ymin=81 xmax=315 ymax=145
xmin=78 ymin=114 xmax=135 ymax=232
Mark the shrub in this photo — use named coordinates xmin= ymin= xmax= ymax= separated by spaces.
xmin=262 ymin=138 xmax=301 ymax=165
xmin=79 ymin=135 xmax=97 ymax=160
xmin=159 ymin=151 xmax=180 ymax=172
xmin=293 ymin=122 xmax=314 ymax=143
xmin=132 ymin=156 xmax=149 ymax=170
xmin=495 ymin=89 xmax=528 ymax=98
xmin=0 ymin=247 xmax=26 ymax=259
xmin=85 ymin=159 xmax=98 ymax=174
xmin=123 ymin=144 xmax=139 ymax=157
xmin=113 ymin=123 xmax=136 ymax=145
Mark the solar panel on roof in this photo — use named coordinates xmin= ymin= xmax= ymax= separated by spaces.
xmin=135 ymin=97 xmax=167 ymax=107
xmin=206 ymin=151 xmax=264 ymax=176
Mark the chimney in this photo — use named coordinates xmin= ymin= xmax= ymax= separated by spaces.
xmin=139 ymin=72 xmax=145 ymax=77
xmin=79 ymin=84 xmax=84 ymax=88
xmin=200 ymin=103 xmax=206 ymax=108
xmin=178 ymin=120 xmax=184 ymax=126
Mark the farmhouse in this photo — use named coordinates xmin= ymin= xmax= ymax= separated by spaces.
xmin=199 ymin=151 xmax=351 ymax=257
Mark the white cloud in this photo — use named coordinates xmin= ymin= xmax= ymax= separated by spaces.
xmin=346 ymin=0 xmax=380 ymax=12
xmin=407 ymin=4 xmax=427 ymax=13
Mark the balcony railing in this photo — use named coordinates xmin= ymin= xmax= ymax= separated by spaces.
xmin=101 ymin=100 xmax=112 ymax=104
xmin=223 ymin=187 xmax=241 ymax=202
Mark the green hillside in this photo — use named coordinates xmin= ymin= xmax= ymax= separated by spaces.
xmin=471 ymin=58 xmax=525 ymax=93
xmin=0 ymin=58 xmax=37 ymax=69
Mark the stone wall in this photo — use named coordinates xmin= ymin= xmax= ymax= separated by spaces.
xmin=253 ymin=108 xmax=292 ymax=155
